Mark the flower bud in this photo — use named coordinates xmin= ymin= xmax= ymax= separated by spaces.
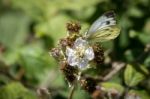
xmin=66 ymin=21 xmax=81 ymax=33
xmin=50 ymin=47 xmax=63 ymax=60
xmin=80 ymin=77 xmax=97 ymax=93
xmin=60 ymin=61 xmax=78 ymax=86
xmin=59 ymin=37 xmax=74 ymax=48
xmin=92 ymin=44 xmax=104 ymax=65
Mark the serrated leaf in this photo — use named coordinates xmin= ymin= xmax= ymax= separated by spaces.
xmin=124 ymin=64 xmax=145 ymax=87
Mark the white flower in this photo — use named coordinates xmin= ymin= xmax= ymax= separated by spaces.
xmin=66 ymin=37 xmax=94 ymax=69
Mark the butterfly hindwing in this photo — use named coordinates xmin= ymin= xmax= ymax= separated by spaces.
xmin=88 ymin=25 xmax=120 ymax=42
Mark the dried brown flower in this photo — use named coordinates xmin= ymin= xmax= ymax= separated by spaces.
xmin=50 ymin=47 xmax=63 ymax=60
xmin=59 ymin=37 xmax=74 ymax=48
xmin=66 ymin=21 xmax=81 ymax=33
xmin=60 ymin=61 xmax=78 ymax=85
xmin=92 ymin=44 xmax=104 ymax=65
xmin=80 ymin=77 xmax=97 ymax=93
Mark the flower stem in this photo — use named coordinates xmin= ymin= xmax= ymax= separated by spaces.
xmin=68 ymin=84 xmax=75 ymax=99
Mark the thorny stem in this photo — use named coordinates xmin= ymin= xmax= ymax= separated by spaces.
xmin=102 ymin=62 xmax=125 ymax=81
xmin=68 ymin=84 xmax=75 ymax=99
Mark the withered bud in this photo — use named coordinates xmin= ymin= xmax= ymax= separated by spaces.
xmin=66 ymin=21 xmax=81 ymax=33
xmin=59 ymin=37 xmax=74 ymax=48
xmin=60 ymin=61 xmax=78 ymax=85
xmin=92 ymin=44 xmax=104 ymax=65
xmin=50 ymin=47 xmax=63 ymax=60
xmin=125 ymin=93 xmax=140 ymax=99
xmin=37 ymin=88 xmax=51 ymax=99
xmin=80 ymin=77 xmax=97 ymax=93
xmin=92 ymin=90 xmax=105 ymax=99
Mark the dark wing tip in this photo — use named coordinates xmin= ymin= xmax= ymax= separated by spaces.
xmin=104 ymin=11 xmax=115 ymax=18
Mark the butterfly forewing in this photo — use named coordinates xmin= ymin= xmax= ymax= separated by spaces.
xmin=85 ymin=11 xmax=120 ymax=42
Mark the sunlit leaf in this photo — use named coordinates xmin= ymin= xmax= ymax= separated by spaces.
xmin=101 ymin=82 xmax=124 ymax=94
xmin=124 ymin=64 xmax=145 ymax=87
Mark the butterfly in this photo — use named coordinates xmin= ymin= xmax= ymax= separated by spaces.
xmin=85 ymin=11 xmax=121 ymax=42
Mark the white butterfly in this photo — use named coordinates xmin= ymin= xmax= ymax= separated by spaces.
xmin=85 ymin=11 xmax=121 ymax=42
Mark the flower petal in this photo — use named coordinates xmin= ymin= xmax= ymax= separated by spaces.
xmin=66 ymin=47 xmax=75 ymax=56
xmin=85 ymin=47 xmax=94 ymax=60
xmin=67 ymin=55 xmax=78 ymax=66
xmin=77 ymin=58 xmax=88 ymax=69
xmin=74 ymin=37 xmax=88 ymax=49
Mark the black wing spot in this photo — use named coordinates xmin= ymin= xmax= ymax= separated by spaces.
xmin=106 ymin=21 xmax=110 ymax=25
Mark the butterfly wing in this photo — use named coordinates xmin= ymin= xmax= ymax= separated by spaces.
xmin=85 ymin=11 xmax=120 ymax=42
xmin=87 ymin=25 xmax=120 ymax=42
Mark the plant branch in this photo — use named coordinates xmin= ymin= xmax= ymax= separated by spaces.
xmin=102 ymin=62 xmax=126 ymax=81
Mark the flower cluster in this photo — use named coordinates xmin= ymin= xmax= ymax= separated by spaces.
xmin=50 ymin=21 xmax=105 ymax=97
xmin=48 ymin=11 xmax=135 ymax=99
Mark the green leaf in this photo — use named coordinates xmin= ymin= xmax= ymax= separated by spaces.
xmin=101 ymin=82 xmax=124 ymax=94
xmin=75 ymin=7 xmax=96 ymax=20
xmin=18 ymin=41 xmax=56 ymax=84
xmin=73 ymin=86 xmax=91 ymax=99
xmin=0 ymin=49 xmax=19 ymax=65
xmin=144 ymin=56 xmax=150 ymax=68
xmin=124 ymin=64 xmax=145 ymax=87
xmin=129 ymin=30 xmax=150 ymax=45
xmin=35 ymin=14 xmax=71 ymax=46
xmin=127 ymin=7 xmax=143 ymax=17
xmin=138 ymin=33 xmax=150 ymax=45
xmin=0 ymin=12 xmax=30 ymax=49
xmin=143 ymin=19 xmax=150 ymax=34
xmin=0 ymin=12 xmax=30 ymax=65
xmin=11 ymin=0 xmax=47 ymax=21
xmin=0 ymin=82 xmax=37 ymax=99
xmin=124 ymin=50 xmax=134 ymax=62
xmin=0 ymin=75 xmax=11 ymax=85
xmin=119 ymin=16 xmax=131 ymax=48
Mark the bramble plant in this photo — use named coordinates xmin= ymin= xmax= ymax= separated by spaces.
xmin=50 ymin=11 xmax=119 ymax=99
xmin=1 ymin=1 xmax=150 ymax=99
xmin=50 ymin=11 xmax=150 ymax=99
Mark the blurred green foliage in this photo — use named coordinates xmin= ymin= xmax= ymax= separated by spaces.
xmin=0 ymin=0 xmax=150 ymax=99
